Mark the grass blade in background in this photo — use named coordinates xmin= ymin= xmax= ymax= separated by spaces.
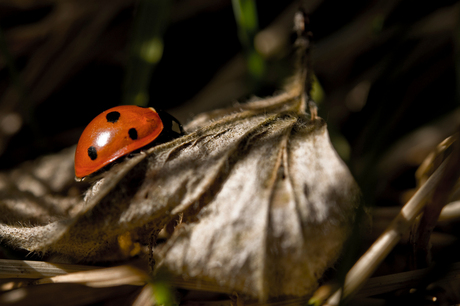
xmin=123 ymin=0 xmax=170 ymax=107
xmin=232 ymin=0 xmax=266 ymax=85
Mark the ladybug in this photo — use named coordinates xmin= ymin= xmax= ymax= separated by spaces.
xmin=74 ymin=105 xmax=183 ymax=179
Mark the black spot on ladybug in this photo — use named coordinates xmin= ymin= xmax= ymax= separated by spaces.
xmin=106 ymin=111 xmax=120 ymax=123
xmin=129 ymin=128 xmax=138 ymax=140
xmin=88 ymin=146 xmax=98 ymax=160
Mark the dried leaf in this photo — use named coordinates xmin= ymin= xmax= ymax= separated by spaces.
xmin=0 ymin=147 xmax=80 ymax=224
xmin=154 ymin=97 xmax=360 ymax=299
xmin=0 ymin=91 xmax=360 ymax=299
xmin=0 ymin=13 xmax=361 ymax=300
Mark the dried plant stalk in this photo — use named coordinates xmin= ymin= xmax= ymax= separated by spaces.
xmin=410 ymin=137 xmax=460 ymax=268
xmin=326 ymin=148 xmax=457 ymax=304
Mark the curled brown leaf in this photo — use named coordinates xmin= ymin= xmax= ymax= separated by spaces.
xmin=0 ymin=12 xmax=361 ymax=299
xmin=0 ymin=90 xmax=360 ymax=300
xmin=154 ymin=97 xmax=360 ymax=299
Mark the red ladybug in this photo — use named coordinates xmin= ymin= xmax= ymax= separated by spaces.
xmin=75 ymin=105 xmax=183 ymax=179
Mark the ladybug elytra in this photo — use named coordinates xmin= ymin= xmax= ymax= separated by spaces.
xmin=74 ymin=105 xmax=183 ymax=179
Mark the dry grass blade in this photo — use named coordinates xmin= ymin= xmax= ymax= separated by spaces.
xmin=33 ymin=265 xmax=149 ymax=287
xmin=438 ymin=201 xmax=460 ymax=221
xmin=411 ymin=138 xmax=460 ymax=268
xmin=0 ymin=259 xmax=97 ymax=279
xmin=0 ymin=261 xmax=150 ymax=305
xmin=326 ymin=143 xmax=458 ymax=305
